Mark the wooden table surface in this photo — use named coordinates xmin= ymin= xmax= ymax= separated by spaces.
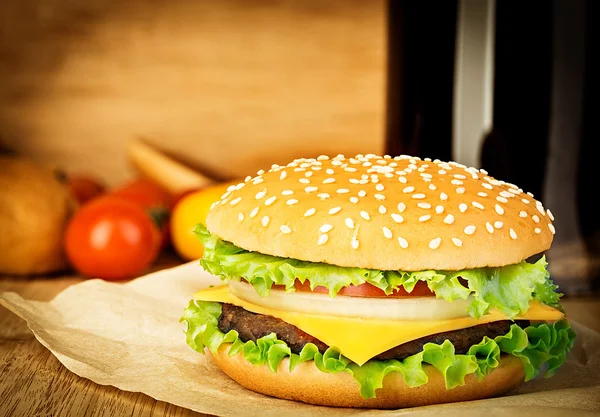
xmin=1 ymin=260 xmax=599 ymax=417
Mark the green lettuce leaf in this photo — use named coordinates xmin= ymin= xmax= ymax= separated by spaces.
xmin=181 ymin=300 xmax=576 ymax=399
xmin=195 ymin=224 xmax=562 ymax=318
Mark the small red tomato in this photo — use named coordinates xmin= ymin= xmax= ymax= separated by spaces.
xmin=111 ymin=178 xmax=173 ymax=248
xmin=67 ymin=175 xmax=106 ymax=204
xmin=64 ymin=196 xmax=161 ymax=280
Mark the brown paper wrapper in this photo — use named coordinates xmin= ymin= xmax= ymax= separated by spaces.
xmin=1 ymin=262 xmax=599 ymax=416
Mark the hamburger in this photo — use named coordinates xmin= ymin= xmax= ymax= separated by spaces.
xmin=181 ymin=153 xmax=575 ymax=408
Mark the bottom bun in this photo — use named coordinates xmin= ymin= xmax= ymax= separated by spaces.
xmin=210 ymin=345 xmax=525 ymax=409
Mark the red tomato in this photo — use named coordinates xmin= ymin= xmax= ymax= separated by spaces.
xmin=110 ymin=178 xmax=173 ymax=248
xmin=272 ymin=280 xmax=434 ymax=297
xmin=67 ymin=175 xmax=106 ymax=204
xmin=64 ymin=196 xmax=162 ymax=280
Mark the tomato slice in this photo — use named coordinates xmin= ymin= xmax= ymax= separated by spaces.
xmin=271 ymin=280 xmax=434 ymax=297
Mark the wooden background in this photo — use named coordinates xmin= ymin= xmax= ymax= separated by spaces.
xmin=0 ymin=0 xmax=386 ymax=185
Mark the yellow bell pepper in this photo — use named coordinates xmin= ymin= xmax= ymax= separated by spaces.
xmin=170 ymin=180 xmax=240 ymax=261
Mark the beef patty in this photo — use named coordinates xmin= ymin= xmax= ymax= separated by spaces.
xmin=218 ymin=303 xmax=528 ymax=361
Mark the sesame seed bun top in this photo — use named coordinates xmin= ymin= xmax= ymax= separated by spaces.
xmin=206 ymin=154 xmax=555 ymax=271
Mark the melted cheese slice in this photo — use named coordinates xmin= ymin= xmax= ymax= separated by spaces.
xmin=193 ymin=285 xmax=563 ymax=365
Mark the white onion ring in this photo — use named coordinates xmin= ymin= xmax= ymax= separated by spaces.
xmin=228 ymin=281 xmax=471 ymax=320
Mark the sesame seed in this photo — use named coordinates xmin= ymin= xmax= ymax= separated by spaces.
xmin=429 ymin=237 xmax=441 ymax=249
xmin=435 ymin=205 xmax=444 ymax=214
xmin=250 ymin=207 xmax=259 ymax=218
xmin=509 ymin=228 xmax=517 ymax=239
xmin=360 ymin=211 xmax=370 ymax=220
xmin=547 ymin=209 xmax=555 ymax=221
xmin=359 ymin=179 xmax=369 ymax=184
xmin=261 ymin=216 xmax=270 ymax=227
xmin=486 ymin=222 xmax=494 ymax=233
xmin=417 ymin=202 xmax=432 ymax=209
xmin=286 ymin=199 xmax=298 ymax=206
xmin=362 ymin=162 xmax=372 ymax=167
xmin=398 ymin=202 xmax=406 ymax=212
xmin=329 ymin=207 xmax=342 ymax=215
xmin=496 ymin=196 xmax=508 ymax=203
xmin=535 ymin=227 xmax=541 ymax=234
xmin=280 ymin=225 xmax=292 ymax=234
xmin=323 ymin=178 xmax=335 ymax=184
xmin=332 ymin=160 xmax=343 ymax=166
xmin=304 ymin=208 xmax=316 ymax=217
xmin=482 ymin=183 xmax=493 ymax=190
xmin=495 ymin=204 xmax=505 ymax=215
xmin=451 ymin=179 xmax=463 ymax=185
xmin=522 ymin=198 xmax=530 ymax=204
xmin=398 ymin=237 xmax=409 ymax=248
xmin=494 ymin=221 xmax=503 ymax=229
xmin=358 ymin=190 xmax=367 ymax=197
xmin=454 ymin=174 xmax=467 ymax=179
xmin=318 ymin=234 xmax=329 ymax=245
xmin=413 ymin=193 xmax=426 ymax=199
xmin=281 ymin=190 xmax=294 ymax=196
xmin=318 ymin=193 xmax=330 ymax=199
xmin=345 ymin=218 xmax=355 ymax=229
xmin=303 ymin=186 xmax=318 ymax=194
xmin=238 ymin=213 xmax=244 ymax=222
xmin=548 ymin=224 xmax=556 ymax=234
xmin=317 ymin=155 xmax=329 ymax=161
xmin=456 ymin=187 xmax=466 ymax=194
xmin=444 ymin=214 xmax=455 ymax=224
xmin=375 ymin=194 xmax=386 ymax=200
xmin=293 ymin=167 xmax=305 ymax=172
xmin=245 ymin=175 xmax=252 ymax=183
xmin=421 ymin=173 xmax=433 ymax=179
xmin=379 ymin=205 xmax=387 ymax=214
xmin=350 ymin=197 xmax=359 ymax=203
xmin=464 ymin=225 xmax=476 ymax=235
xmin=349 ymin=179 xmax=359 ymax=184
xmin=532 ymin=215 xmax=540 ymax=223
xmin=440 ymin=192 xmax=448 ymax=201
xmin=459 ymin=203 xmax=468 ymax=213
xmin=235 ymin=183 xmax=245 ymax=190
xmin=351 ymin=238 xmax=359 ymax=249
xmin=320 ymin=224 xmax=333 ymax=233
xmin=382 ymin=227 xmax=393 ymax=239
xmin=403 ymin=186 xmax=415 ymax=193
xmin=337 ymin=188 xmax=350 ymax=194
xmin=257 ymin=169 xmax=265 ymax=175
xmin=305 ymin=171 xmax=313 ymax=177
xmin=376 ymin=184 xmax=385 ymax=191
xmin=438 ymin=169 xmax=447 ymax=175
xmin=480 ymin=169 xmax=488 ymax=175
xmin=536 ymin=203 xmax=545 ymax=216
xmin=253 ymin=178 xmax=264 ymax=185
xmin=326 ymin=168 xmax=334 ymax=175
xmin=478 ymin=192 xmax=488 ymax=197
xmin=299 ymin=178 xmax=310 ymax=184
xmin=429 ymin=184 xmax=437 ymax=190
xmin=255 ymin=191 xmax=267 ymax=199
xmin=391 ymin=213 xmax=404 ymax=223
xmin=344 ymin=167 xmax=357 ymax=172
xmin=265 ymin=196 xmax=277 ymax=206
xmin=499 ymin=191 xmax=513 ymax=198
xmin=398 ymin=176 xmax=408 ymax=184
xmin=230 ymin=197 xmax=242 ymax=206
xmin=419 ymin=214 xmax=431 ymax=222
xmin=312 ymin=166 xmax=322 ymax=171
xmin=221 ymin=191 xmax=231 ymax=200
xmin=472 ymin=202 xmax=484 ymax=210
xmin=210 ymin=202 xmax=218 ymax=211
xmin=452 ymin=237 xmax=463 ymax=247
